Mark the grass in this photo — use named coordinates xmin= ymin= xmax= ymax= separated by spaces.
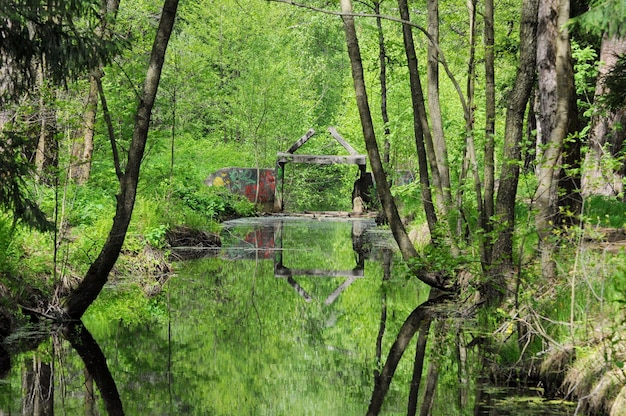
xmin=584 ymin=195 xmax=626 ymax=228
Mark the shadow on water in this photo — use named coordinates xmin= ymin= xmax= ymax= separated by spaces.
xmin=1 ymin=217 xmax=577 ymax=415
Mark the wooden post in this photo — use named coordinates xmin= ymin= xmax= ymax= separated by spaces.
xmin=274 ymin=161 xmax=285 ymax=212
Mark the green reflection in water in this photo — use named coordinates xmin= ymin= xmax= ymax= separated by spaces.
xmin=0 ymin=218 xmax=577 ymax=415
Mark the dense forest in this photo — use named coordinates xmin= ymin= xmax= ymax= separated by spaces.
xmin=1 ymin=0 xmax=626 ymax=414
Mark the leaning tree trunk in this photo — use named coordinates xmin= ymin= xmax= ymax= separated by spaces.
xmin=427 ymin=0 xmax=453 ymax=213
xmin=487 ymin=0 xmax=538 ymax=304
xmin=63 ymin=0 xmax=179 ymax=319
xmin=340 ymin=0 xmax=449 ymax=290
xmin=581 ymin=34 xmax=626 ymax=198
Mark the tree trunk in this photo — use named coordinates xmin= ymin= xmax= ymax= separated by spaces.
xmin=407 ymin=313 xmax=432 ymax=416
xmin=397 ymin=0 xmax=439 ymax=236
xmin=71 ymin=73 xmax=98 ymax=184
xmin=487 ymin=0 xmax=538 ymax=304
xmin=483 ymin=0 xmax=495 ymax=262
xmin=340 ymin=0 xmax=449 ymax=290
xmin=34 ymin=67 xmax=58 ymax=185
xmin=70 ymin=0 xmax=121 ymax=184
xmin=63 ymin=0 xmax=179 ymax=319
xmin=534 ymin=0 xmax=574 ymax=281
xmin=582 ymin=34 xmax=626 ymax=197
xmin=374 ymin=1 xmax=391 ymax=167
xmin=427 ymin=0 xmax=453 ymax=212
xmin=64 ymin=323 xmax=124 ymax=416
xmin=366 ymin=292 xmax=449 ymax=416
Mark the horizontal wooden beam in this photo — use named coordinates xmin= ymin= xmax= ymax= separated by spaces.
xmin=275 ymin=266 xmax=364 ymax=278
xmin=277 ymin=152 xmax=366 ymax=165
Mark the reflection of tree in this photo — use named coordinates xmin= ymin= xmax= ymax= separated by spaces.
xmin=367 ymin=290 xmax=452 ymax=416
xmin=63 ymin=322 xmax=125 ymax=416
xmin=21 ymin=356 xmax=53 ymax=416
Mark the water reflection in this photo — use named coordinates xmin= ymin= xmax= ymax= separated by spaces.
xmin=1 ymin=217 xmax=576 ymax=415
xmin=64 ymin=322 xmax=124 ymax=416
xmin=221 ymin=217 xmax=385 ymax=305
xmin=1 ymin=323 xmax=123 ymax=415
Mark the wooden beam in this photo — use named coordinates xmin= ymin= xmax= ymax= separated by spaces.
xmin=275 ymin=266 xmax=364 ymax=278
xmin=285 ymin=128 xmax=316 ymax=154
xmin=328 ymin=126 xmax=359 ymax=155
xmin=277 ymin=152 xmax=366 ymax=165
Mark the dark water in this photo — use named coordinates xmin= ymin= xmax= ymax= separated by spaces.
xmin=0 ymin=217 xmax=575 ymax=415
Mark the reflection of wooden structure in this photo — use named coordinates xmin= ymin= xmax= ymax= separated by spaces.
xmin=273 ymin=220 xmax=366 ymax=305
xmin=274 ymin=127 xmax=367 ymax=211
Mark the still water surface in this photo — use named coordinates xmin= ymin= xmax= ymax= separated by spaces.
xmin=1 ymin=217 xmax=575 ymax=415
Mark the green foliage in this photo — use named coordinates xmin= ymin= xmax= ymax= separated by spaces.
xmin=584 ymin=195 xmax=626 ymax=227
xmin=173 ymin=184 xmax=256 ymax=222
xmin=571 ymin=0 xmax=626 ymax=37
xmin=283 ymin=164 xmax=355 ymax=212
xmin=145 ymin=224 xmax=169 ymax=249
xmin=0 ymin=215 xmax=22 ymax=276
xmin=571 ymin=40 xmax=599 ymax=119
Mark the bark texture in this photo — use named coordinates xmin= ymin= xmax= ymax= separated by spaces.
xmin=534 ymin=0 xmax=575 ymax=281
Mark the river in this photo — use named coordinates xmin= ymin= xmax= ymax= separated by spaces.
xmin=0 ymin=217 xmax=575 ymax=415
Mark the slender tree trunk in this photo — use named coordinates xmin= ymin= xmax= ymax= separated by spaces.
xmin=341 ymin=0 xmax=450 ymax=290
xmin=374 ymin=1 xmax=391 ymax=168
xmin=465 ymin=0 xmax=488 ymax=267
xmin=63 ymin=0 xmax=179 ymax=319
xmin=34 ymin=66 xmax=58 ymax=185
xmin=339 ymin=0 xmax=415 ymax=257
xmin=419 ymin=359 xmax=439 ymax=416
xmin=407 ymin=314 xmax=433 ymax=416
xmin=366 ymin=292 xmax=450 ymax=416
xmin=487 ymin=0 xmax=538 ymax=304
xmin=70 ymin=0 xmax=121 ymax=184
xmin=483 ymin=0 xmax=495 ymax=262
xmin=21 ymin=357 xmax=53 ymax=416
xmin=427 ymin=0 xmax=452 ymax=210
xmin=397 ymin=0 xmax=439 ymax=236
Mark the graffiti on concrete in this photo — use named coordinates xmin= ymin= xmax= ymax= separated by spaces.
xmin=206 ymin=168 xmax=275 ymax=203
